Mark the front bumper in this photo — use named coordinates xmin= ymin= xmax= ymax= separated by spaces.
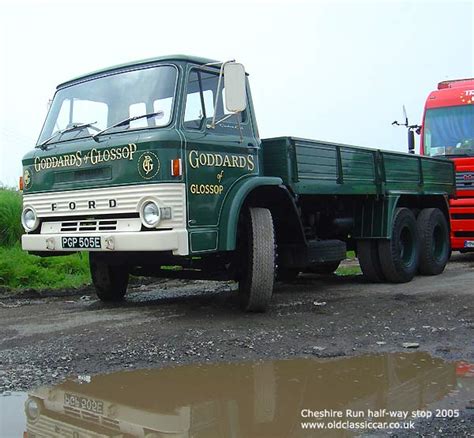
xmin=449 ymin=197 xmax=474 ymax=250
xmin=22 ymin=230 xmax=189 ymax=256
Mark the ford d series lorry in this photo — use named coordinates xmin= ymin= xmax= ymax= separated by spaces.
xmin=21 ymin=55 xmax=455 ymax=312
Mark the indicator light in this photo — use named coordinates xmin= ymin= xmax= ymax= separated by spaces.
xmin=171 ymin=158 xmax=182 ymax=177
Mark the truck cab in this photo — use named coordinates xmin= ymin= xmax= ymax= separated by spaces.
xmin=419 ymin=78 xmax=474 ymax=251
xmin=22 ymin=55 xmax=284 ymax=311
xmin=23 ymin=56 xmax=262 ymax=256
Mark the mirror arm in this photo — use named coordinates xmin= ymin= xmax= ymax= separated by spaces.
xmin=237 ymin=116 xmax=243 ymax=143
xmin=206 ymin=112 xmax=243 ymax=142
xmin=209 ymin=60 xmax=235 ymax=129
xmin=207 ymin=112 xmax=235 ymax=129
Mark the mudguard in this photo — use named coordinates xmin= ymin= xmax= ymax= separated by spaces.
xmin=217 ymin=176 xmax=283 ymax=251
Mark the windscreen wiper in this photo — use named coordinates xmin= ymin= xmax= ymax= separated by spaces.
xmin=37 ymin=122 xmax=98 ymax=150
xmin=443 ymin=153 xmax=473 ymax=158
xmin=92 ymin=111 xmax=164 ymax=142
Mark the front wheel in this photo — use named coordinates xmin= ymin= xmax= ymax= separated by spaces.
xmin=238 ymin=208 xmax=275 ymax=312
xmin=90 ymin=254 xmax=129 ymax=302
xmin=357 ymin=240 xmax=385 ymax=282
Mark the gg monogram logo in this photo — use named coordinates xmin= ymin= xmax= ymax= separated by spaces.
xmin=24 ymin=169 xmax=32 ymax=188
xmin=142 ymin=155 xmax=154 ymax=174
xmin=138 ymin=151 xmax=160 ymax=179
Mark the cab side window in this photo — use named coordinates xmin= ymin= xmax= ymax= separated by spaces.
xmin=183 ymin=68 xmax=251 ymax=135
xmin=184 ymin=70 xmax=215 ymax=129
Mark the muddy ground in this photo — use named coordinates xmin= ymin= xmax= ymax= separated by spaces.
xmin=0 ymin=253 xmax=473 ymax=436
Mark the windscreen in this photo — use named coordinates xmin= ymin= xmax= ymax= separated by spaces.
xmin=37 ymin=65 xmax=178 ymax=145
xmin=424 ymin=105 xmax=474 ymax=157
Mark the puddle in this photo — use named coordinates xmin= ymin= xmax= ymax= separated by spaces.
xmin=1 ymin=352 xmax=473 ymax=437
xmin=0 ymin=392 xmax=28 ymax=436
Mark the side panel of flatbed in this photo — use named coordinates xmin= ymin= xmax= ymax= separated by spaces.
xmin=262 ymin=137 xmax=455 ymax=197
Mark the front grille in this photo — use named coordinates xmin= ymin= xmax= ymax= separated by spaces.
xmin=453 ymin=231 xmax=474 ymax=238
xmin=102 ymin=417 xmax=121 ymax=430
xmin=64 ymin=406 xmax=81 ymax=419
xmin=24 ymin=183 xmax=186 ymax=230
xmin=60 ymin=220 xmax=117 ymax=232
xmin=456 ymin=171 xmax=474 ymax=190
xmin=28 ymin=412 xmax=110 ymax=437
xmin=54 ymin=167 xmax=112 ymax=184
xmin=64 ymin=406 xmax=120 ymax=430
xmin=41 ymin=217 xmax=142 ymax=234
xmin=451 ymin=213 xmax=474 ymax=220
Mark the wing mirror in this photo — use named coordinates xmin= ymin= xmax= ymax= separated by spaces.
xmin=223 ymin=62 xmax=247 ymax=113
xmin=207 ymin=61 xmax=248 ymax=131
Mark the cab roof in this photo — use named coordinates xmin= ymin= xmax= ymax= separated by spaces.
xmin=57 ymin=54 xmax=220 ymax=89
xmin=426 ymin=79 xmax=474 ymax=110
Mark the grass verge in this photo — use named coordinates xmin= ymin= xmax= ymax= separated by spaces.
xmin=0 ymin=246 xmax=90 ymax=292
xmin=336 ymin=265 xmax=362 ymax=276
xmin=335 ymin=251 xmax=361 ymax=276
xmin=0 ymin=188 xmax=91 ymax=291
xmin=0 ymin=189 xmax=23 ymax=247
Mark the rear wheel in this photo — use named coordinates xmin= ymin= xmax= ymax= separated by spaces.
xmin=416 ymin=208 xmax=450 ymax=275
xmin=378 ymin=208 xmax=420 ymax=283
xmin=238 ymin=208 xmax=275 ymax=312
xmin=90 ymin=254 xmax=129 ymax=302
xmin=357 ymin=240 xmax=385 ymax=282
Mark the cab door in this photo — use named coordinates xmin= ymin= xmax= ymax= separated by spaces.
xmin=182 ymin=67 xmax=259 ymax=253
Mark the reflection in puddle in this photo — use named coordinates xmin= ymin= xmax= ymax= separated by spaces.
xmin=3 ymin=353 xmax=474 ymax=437
xmin=0 ymin=392 xmax=27 ymax=436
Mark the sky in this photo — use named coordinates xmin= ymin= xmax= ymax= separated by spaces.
xmin=0 ymin=0 xmax=472 ymax=186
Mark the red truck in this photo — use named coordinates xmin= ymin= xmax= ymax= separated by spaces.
xmin=419 ymin=78 xmax=474 ymax=252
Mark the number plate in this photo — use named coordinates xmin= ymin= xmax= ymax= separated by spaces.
xmin=64 ymin=393 xmax=104 ymax=415
xmin=62 ymin=236 xmax=101 ymax=249
xmin=464 ymin=241 xmax=474 ymax=248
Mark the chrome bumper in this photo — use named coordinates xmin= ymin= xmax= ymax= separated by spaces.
xmin=22 ymin=230 xmax=189 ymax=256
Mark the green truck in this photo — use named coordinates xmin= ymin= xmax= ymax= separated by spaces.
xmin=21 ymin=55 xmax=455 ymax=311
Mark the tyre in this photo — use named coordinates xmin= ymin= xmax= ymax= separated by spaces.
xmin=356 ymin=240 xmax=385 ymax=282
xmin=378 ymin=207 xmax=420 ymax=283
xmin=90 ymin=254 xmax=129 ymax=302
xmin=307 ymin=260 xmax=341 ymax=275
xmin=416 ymin=208 xmax=450 ymax=275
xmin=238 ymin=208 xmax=275 ymax=312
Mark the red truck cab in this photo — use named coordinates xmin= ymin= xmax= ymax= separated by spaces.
xmin=420 ymin=78 xmax=474 ymax=251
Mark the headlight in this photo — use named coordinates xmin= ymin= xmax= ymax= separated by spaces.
xmin=25 ymin=397 xmax=41 ymax=421
xmin=141 ymin=201 xmax=161 ymax=228
xmin=21 ymin=207 xmax=39 ymax=232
